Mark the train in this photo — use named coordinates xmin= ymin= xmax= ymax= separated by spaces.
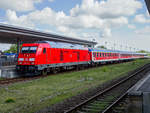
xmin=16 ymin=41 xmax=147 ymax=75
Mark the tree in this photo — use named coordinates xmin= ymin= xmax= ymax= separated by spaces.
xmin=137 ymin=50 xmax=148 ymax=53
xmin=4 ymin=44 xmax=17 ymax=53
xmin=97 ymin=45 xmax=107 ymax=49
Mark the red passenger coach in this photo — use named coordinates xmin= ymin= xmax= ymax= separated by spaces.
xmin=16 ymin=41 xmax=90 ymax=75
xmin=88 ymin=49 xmax=120 ymax=63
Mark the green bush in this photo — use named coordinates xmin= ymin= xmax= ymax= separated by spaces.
xmin=5 ymin=98 xmax=15 ymax=103
xmin=102 ymin=66 xmax=109 ymax=72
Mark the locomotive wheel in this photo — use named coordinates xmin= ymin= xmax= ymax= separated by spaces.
xmin=52 ymin=68 xmax=58 ymax=74
xmin=76 ymin=66 xmax=79 ymax=71
xmin=42 ymin=69 xmax=47 ymax=76
xmin=53 ymin=70 xmax=57 ymax=74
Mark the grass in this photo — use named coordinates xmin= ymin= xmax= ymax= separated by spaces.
xmin=0 ymin=78 xmax=3 ymax=80
xmin=0 ymin=59 xmax=150 ymax=113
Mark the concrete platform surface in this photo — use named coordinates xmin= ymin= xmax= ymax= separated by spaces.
xmin=128 ymin=73 xmax=150 ymax=113
xmin=0 ymin=65 xmax=16 ymax=69
xmin=128 ymin=73 xmax=150 ymax=95
xmin=0 ymin=65 xmax=18 ymax=78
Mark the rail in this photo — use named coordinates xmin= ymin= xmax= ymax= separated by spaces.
xmin=64 ymin=63 xmax=150 ymax=113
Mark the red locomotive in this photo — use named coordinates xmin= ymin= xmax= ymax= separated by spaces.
xmin=16 ymin=41 xmax=147 ymax=75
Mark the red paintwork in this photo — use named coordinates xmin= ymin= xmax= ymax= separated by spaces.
xmin=17 ymin=43 xmax=145 ymax=67
xmin=18 ymin=43 xmax=90 ymax=66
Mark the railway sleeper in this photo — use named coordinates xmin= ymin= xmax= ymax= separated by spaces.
xmin=112 ymin=108 xmax=126 ymax=113
xmin=76 ymin=111 xmax=86 ymax=113
xmin=85 ymin=106 xmax=101 ymax=110
xmin=81 ymin=108 xmax=101 ymax=112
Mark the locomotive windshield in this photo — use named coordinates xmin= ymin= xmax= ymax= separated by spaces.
xmin=21 ymin=46 xmax=37 ymax=53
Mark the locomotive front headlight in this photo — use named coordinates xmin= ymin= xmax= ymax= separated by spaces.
xmin=19 ymin=58 xmax=24 ymax=61
xmin=29 ymin=58 xmax=35 ymax=61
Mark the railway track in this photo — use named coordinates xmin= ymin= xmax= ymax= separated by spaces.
xmin=0 ymin=61 xmax=148 ymax=86
xmin=102 ymin=92 xmax=128 ymax=113
xmin=0 ymin=61 xmax=131 ymax=85
xmin=0 ymin=76 xmax=41 ymax=85
xmin=64 ymin=63 xmax=150 ymax=113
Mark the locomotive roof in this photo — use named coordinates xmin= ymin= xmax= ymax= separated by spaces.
xmin=38 ymin=41 xmax=88 ymax=50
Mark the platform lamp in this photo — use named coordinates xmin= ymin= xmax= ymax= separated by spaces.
xmin=114 ymin=43 xmax=116 ymax=50
xmin=125 ymin=46 xmax=128 ymax=51
xmin=130 ymin=47 xmax=132 ymax=52
xmin=120 ymin=45 xmax=122 ymax=51
xmin=134 ymin=48 xmax=136 ymax=52
xmin=105 ymin=41 xmax=107 ymax=49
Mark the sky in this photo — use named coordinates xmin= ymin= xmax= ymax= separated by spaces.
xmin=0 ymin=0 xmax=150 ymax=52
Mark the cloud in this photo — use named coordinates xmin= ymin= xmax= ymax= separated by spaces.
xmin=101 ymin=28 xmax=112 ymax=37
xmin=48 ymin=0 xmax=54 ymax=2
xmin=70 ymin=0 xmax=142 ymax=18
xmin=6 ymin=9 xmax=34 ymax=28
xmin=128 ymin=24 xmax=136 ymax=29
xmin=5 ymin=0 xmax=143 ymax=39
xmin=135 ymin=26 xmax=150 ymax=35
xmin=0 ymin=0 xmax=42 ymax=12
xmin=134 ymin=14 xmax=150 ymax=23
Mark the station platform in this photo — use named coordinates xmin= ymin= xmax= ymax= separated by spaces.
xmin=128 ymin=73 xmax=150 ymax=113
xmin=0 ymin=65 xmax=18 ymax=78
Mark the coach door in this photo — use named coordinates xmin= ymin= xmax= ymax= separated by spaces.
xmin=77 ymin=51 xmax=80 ymax=61
xmin=43 ymin=48 xmax=48 ymax=64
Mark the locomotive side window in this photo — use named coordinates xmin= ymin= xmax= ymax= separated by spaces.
xmin=43 ymin=48 xmax=46 ymax=54
xmin=60 ymin=50 xmax=63 ymax=61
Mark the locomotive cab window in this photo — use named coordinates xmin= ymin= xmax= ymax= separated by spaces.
xmin=43 ymin=48 xmax=46 ymax=54
xmin=21 ymin=47 xmax=29 ymax=53
xmin=30 ymin=47 xmax=37 ymax=53
xmin=21 ymin=46 xmax=37 ymax=53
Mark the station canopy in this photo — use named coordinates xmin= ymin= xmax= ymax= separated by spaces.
xmin=145 ymin=0 xmax=150 ymax=14
xmin=0 ymin=24 xmax=97 ymax=46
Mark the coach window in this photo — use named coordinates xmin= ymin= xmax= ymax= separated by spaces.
xmin=93 ymin=52 xmax=95 ymax=57
xmin=43 ymin=48 xmax=46 ymax=54
xmin=97 ymin=53 xmax=99 ymax=57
